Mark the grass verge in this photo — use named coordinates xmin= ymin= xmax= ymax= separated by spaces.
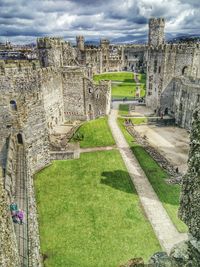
xmin=117 ymin=118 xmax=188 ymax=233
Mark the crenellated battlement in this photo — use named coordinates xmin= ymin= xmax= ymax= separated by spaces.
xmin=149 ymin=17 xmax=165 ymax=27
xmin=37 ymin=37 xmax=64 ymax=49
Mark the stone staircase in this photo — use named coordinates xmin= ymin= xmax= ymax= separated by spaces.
xmin=14 ymin=145 xmax=28 ymax=267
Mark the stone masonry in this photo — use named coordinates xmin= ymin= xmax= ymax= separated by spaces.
xmin=0 ymin=37 xmax=111 ymax=266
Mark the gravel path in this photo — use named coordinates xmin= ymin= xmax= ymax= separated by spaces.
xmin=108 ymin=108 xmax=187 ymax=253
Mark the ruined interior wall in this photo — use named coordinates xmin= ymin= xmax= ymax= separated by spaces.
xmin=123 ymin=45 xmax=147 ymax=72
xmin=146 ymin=44 xmax=200 ymax=110
xmin=85 ymin=49 xmax=101 ymax=74
xmin=84 ymin=78 xmax=111 ymax=119
xmin=62 ymin=66 xmax=87 ymax=121
xmin=40 ymin=68 xmax=64 ymax=134
xmin=191 ymin=46 xmax=200 ymax=78
xmin=146 ymin=48 xmax=165 ymax=109
xmin=62 ymin=42 xmax=78 ymax=66
xmin=160 ymin=77 xmax=200 ymax=129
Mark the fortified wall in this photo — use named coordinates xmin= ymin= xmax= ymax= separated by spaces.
xmin=0 ymin=36 xmax=111 ymax=266
xmin=160 ymin=77 xmax=200 ymax=129
xmin=146 ymin=18 xmax=200 ymax=130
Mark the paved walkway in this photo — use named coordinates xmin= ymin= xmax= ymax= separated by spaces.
xmin=108 ymin=108 xmax=187 ymax=253
xmin=80 ymin=145 xmax=116 ymax=153
xmin=14 ymin=145 xmax=28 ymax=267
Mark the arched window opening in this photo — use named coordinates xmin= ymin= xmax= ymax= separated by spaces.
xmin=32 ymin=63 xmax=36 ymax=70
xmin=41 ymin=57 xmax=45 ymax=67
xmin=89 ymin=104 xmax=92 ymax=111
xmin=10 ymin=100 xmax=17 ymax=111
xmin=182 ymin=66 xmax=188 ymax=76
xmin=164 ymin=107 xmax=168 ymax=115
xmin=17 ymin=133 xmax=23 ymax=144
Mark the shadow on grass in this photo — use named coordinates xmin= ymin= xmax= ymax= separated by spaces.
xmin=101 ymin=170 xmax=135 ymax=194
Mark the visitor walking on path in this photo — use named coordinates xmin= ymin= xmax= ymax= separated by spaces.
xmin=10 ymin=202 xmax=24 ymax=225
xmin=17 ymin=209 xmax=24 ymax=225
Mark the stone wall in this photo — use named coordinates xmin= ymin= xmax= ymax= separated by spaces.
xmin=84 ymin=78 xmax=111 ymax=119
xmin=146 ymin=43 xmax=200 ymax=111
xmin=62 ymin=66 xmax=87 ymax=121
xmin=160 ymin=77 xmax=200 ymax=129
xmin=62 ymin=66 xmax=111 ymax=121
xmin=123 ymin=45 xmax=147 ymax=72
xmin=37 ymin=37 xmax=63 ymax=67
xmin=40 ymin=68 xmax=64 ymax=134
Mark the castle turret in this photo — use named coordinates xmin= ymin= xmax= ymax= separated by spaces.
xmin=76 ymin=36 xmax=85 ymax=51
xmin=100 ymin=39 xmax=110 ymax=72
xmin=148 ymin=18 xmax=165 ymax=47
xmin=37 ymin=37 xmax=63 ymax=67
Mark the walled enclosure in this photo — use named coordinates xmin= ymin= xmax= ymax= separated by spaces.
xmin=146 ymin=18 xmax=200 ymax=130
xmin=0 ymin=37 xmax=111 ymax=266
xmin=1 ymin=17 xmax=200 ymax=266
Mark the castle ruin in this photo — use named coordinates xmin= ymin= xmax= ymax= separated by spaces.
xmin=1 ymin=17 xmax=200 ymax=267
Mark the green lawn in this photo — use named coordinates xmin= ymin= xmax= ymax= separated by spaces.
xmin=70 ymin=117 xmax=115 ymax=148
xmin=93 ymin=72 xmax=134 ymax=83
xmin=35 ymin=150 xmax=161 ymax=267
xmin=93 ymin=72 xmax=140 ymax=99
xmin=137 ymin=73 xmax=146 ymax=97
xmin=112 ymin=83 xmax=137 ymax=99
xmin=117 ymin=118 xmax=188 ymax=233
xmin=131 ymin=118 xmax=147 ymax=125
xmin=118 ymin=104 xmax=129 ymax=116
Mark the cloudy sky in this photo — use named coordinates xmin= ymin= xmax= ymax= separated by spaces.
xmin=0 ymin=0 xmax=199 ymax=44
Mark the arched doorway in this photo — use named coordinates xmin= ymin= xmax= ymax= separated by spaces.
xmin=17 ymin=133 xmax=23 ymax=144
xmin=182 ymin=66 xmax=188 ymax=76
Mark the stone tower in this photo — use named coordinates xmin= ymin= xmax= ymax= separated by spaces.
xmin=100 ymin=39 xmax=110 ymax=72
xmin=76 ymin=36 xmax=85 ymax=51
xmin=148 ymin=18 xmax=165 ymax=47
xmin=37 ymin=37 xmax=63 ymax=67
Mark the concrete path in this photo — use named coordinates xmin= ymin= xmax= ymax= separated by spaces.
xmin=108 ymin=108 xmax=187 ymax=253
xmin=14 ymin=145 xmax=28 ymax=267
xmin=80 ymin=145 xmax=116 ymax=153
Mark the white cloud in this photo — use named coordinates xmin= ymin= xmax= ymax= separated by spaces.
xmin=0 ymin=0 xmax=199 ymax=44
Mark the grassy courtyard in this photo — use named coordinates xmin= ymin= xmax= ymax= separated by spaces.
xmin=70 ymin=117 xmax=115 ymax=148
xmin=93 ymin=72 xmax=146 ymax=99
xmin=35 ymin=150 xmax=161 ymax=267
xmin=118 ymin=104 xmax=129 ymax=116
xmin=117 ymin=118 xmax=188 ymax=233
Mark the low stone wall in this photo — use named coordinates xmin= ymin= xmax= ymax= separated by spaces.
xmin=50 ymin=143 xmax=80 ymax=160
xmin=126 ymin=125 xmax=181 ymax=182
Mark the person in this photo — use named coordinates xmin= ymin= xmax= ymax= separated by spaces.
xmin=10 ymin=202 xmax=18 ymax=217
xmin=17 ymin=210 xmax=24 ymax=225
